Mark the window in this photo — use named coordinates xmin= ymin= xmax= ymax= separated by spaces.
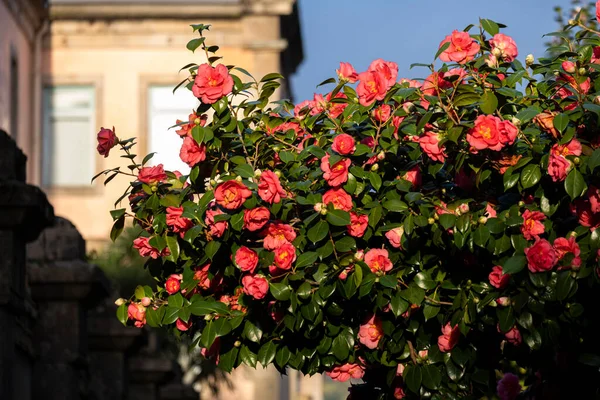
xmin=10 ymin=52 xmax=18 ymax=139
xmin=42 ymin=86 xmax=96 ymax=187
xmin=148 ymin=85 xmax=198 ymax=174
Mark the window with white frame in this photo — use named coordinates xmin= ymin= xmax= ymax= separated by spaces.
xmin=42 ymin=85 xmax=96 ymax=187
xmin=148 ymin=85 xmax=199 ymax=174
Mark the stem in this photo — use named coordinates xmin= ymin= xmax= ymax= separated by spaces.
xmin=407 ymin=340 xmax=418 ymax=365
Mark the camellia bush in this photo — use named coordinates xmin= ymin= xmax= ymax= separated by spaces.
xmin=95 ymin=8 xmax=600 ymax=399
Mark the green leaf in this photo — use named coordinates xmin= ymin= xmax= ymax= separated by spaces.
xmin=369 ymin=172 xmax=382 ymax=191
xmin=379 ymin=275 xmax=397 ymax=288
xmin=473 ymin=225 xmax=490 ymax=248
xmin=134 ymin=285 xmax=145 ymax=300
xmin=243 ymin=320 xmax=262 ymax=343
xmin=414 ymin=272 xmax=436 ymax=290
xmin=145 ymin=307 xmax=162 ymax=328
xmin=439 ymin=214 xmax=456 ymax=230
xmin=453 ymin=92 xmax=480 ymax=107
xmin=564 ymin=168 xmax=587 ymax=200
xmin=205 ymin=240 xmax=221 ymax=260
xmin=240 ymin=345 xmax=257 ymax=368
xmin=234 ymin=164 xmax=254 ymax=179
xmin=295 ymin=251 xmax=318 ymax=269
xmin=520 ymin=165 xmax=541 ymax=189
xmin=162 ymin=307 xmax=180 ymax=325
xmin=258 ymin=341 xmax=277 ymax=367
xmin=110 ymin=208 xmax=126 ymax=221
xmin=553 ymin=113 xmax=569 ymax=133
xmin=390 ymin=293 xmax=409 ymax=317
xmin=165 ymin=235 xmax=180 ymax=263
xmin=503 ymin=255 xmax=526 ymax=275
xmin=186 ymin=37 xmax=205 ymax=52
xmin=556 ymin=271 xmax=576 ymax=301
xmin=116 ymin=304 xmax=127 ymax=326
xmin=308 ymin=220 xmax=329 ymax=243
xmin=275 ymin=346 xmax=292 ymax=367
xmin=260 ymin=73 xmax=284 ymax=83
xmin=496 ymin=306 xmax=515 ymax=333
xmin=445 ymin=359 xmax=465 ymax=382
xmin=422 ymin=365 xmax=442 ymax=390
xmin=480 ymin=91 xmax=498 ymax=115
xmin=326 ymin=210 xmax=351 ymax=226
xmin=588 ymin=149 xmax=600 ymax=172
xmin=369 ymin=206 xmax=383 ymax=228
xmin=480 ymin=18 xmax=500 ymax=35
xmin=382 ymin=199 xmax=408 ymax=212
xmin=332 ymin=328 xmax=354 ymax=360
xmin=335 ymin=236 xmax=356 ymax=253
xmin=110 ymin=216 xmax=125 ymax=242
xmin=404 ymin=365 xmax=422 ymax=393
xmin=270 ymin=282 xmax=291 ymax=301
xmin=515 ymin=107 xmax=540 ymax=123
xmin=168 ymin=293 xmax=184 ymax=308
xmin=435 ymin=42 xmax=450 ymax=60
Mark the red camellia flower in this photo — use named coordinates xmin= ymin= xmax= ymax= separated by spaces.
xmin=553 ymin=237 xmax=581 ymax=269
xmin=176 ymin=113 xmax=207 ymax=137
xmin=489 ymin=33 xmax=518 ymax=63
xmin=235 ymin=246 xmax=259 ymax=273
xmin=262 ymin=222 xmax=297 ymax=250
xmin=96 ymin=127 xmax=118 ymax=157
xmin=402 ymin=166 xmax=422 ymax=188
xmin=166 ymin=206 xmax=193 ymax=237
xmin=347 ymin=212 xmax=369 ymax=238
xmin=326 ymin=363 xmax=365 ymax=382
xmin=133 ymin=237 xmax=170 ymax=259
xmin=372 ymin=104 xmax=391 ymax=123
xmin=358 ymin=314 xmax=383 ymax=349
xmin=336 ymin=62 xmax=358 ymax=83
xmin=521 ymin=210 xmax=546 ymax=240
xmin=419 ymin=131 xmax=446 ymax=163
xmin=321 ymin=154 xmax=351 ymax=187
xmin=488 ymin=265 xmax=510 ymax=289
xmin=322 ymin=188 xmax=353 ymax=211
xmin=524 ymin=239 xmax=558 ymax=273
xmin=165 ymin=274 xmax=181 ymax=294
xmin=437 ymin=322 xmax=460 ymax=352
xmin=548 ymin=152 xmax=572 ymax=182
xmin=258 ymin=170 xmax=286 ymax=204
xmin=128 ymin=303 xmax=146 ymax=328
xmin=205 ymin=208 xmax=228 ymax=238
xmin=326 ymin=91 xmax=349 ymax=119
xmin=138 ymin=164 xmax=167 ymax=185
xmin=503 ymin=326 xmax=522 ymax=346
xmin=179 ymin=137 xmax=206 ymax=167
xmin=192 ymin=63 xmax=234 ymax=104
xmin=368 ymin=58 xmax=399 ymax=88
xmin=597 ymin=0 xmax=600 ymax=23
xmin=193 ymin=264 xmax=223 ymax=292
xmin=274 ymin=242 xmax=297 ymax=270
xmin=467 ymin=115 xmax=517 ymax=151
xmin=243 ymin=207 xmax=270 ymax=231
xmin=364 ymin=249 xmax=393 ymax=274
xmin=385 ymin=227 xmax=404 ymax=249
xmin=331 ymin=133 xmax=356 ymax=155
xmin=241 ymin=274 xmax=269 ymax=300
xmin=175 ymin=318 xmax=192 ymax=331
xmin=214 ymin=180 xmax=252 ymax=210
xmin=357 ymin=70 xmax=388 ymax=106
xmin=438 ymin=30 xmax=481 ymax=64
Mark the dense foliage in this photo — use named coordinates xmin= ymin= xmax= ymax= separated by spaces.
xmin=97 ymin=11 xmax=600 ymax=399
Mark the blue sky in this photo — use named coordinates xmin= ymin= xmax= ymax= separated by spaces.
xmin=289 ymin=0 xmax=582 ymax=102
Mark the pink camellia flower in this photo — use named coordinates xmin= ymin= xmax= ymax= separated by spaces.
xmin=138 ymin=164 xmax=167 ymax=185
xmin=368 ymin=59 xmax=399 ymax=88
xmin=364 ymin=249 xmax=393 ymax=274
xmin=489 ymin=34 xmax=518 ymax=63
xmin=562 ymin=61 xmax=576 ymax=74
xmin=133 ymin=237 xmax=170 ymax=259
xmin=165 ymin=274 xmax=182 ymax=294
xmin=175 ymin=113 xmax=207 ymax=137
xmin=321 ymin=154 xmax=351 ymax=187
xmin=96 ymin=127 xmax=118 ymax=157
xmin=258 ymin=170 xmax=286 ymax=204
xmin=176 ymin=318 xmax=192 ymax=331
xmin=548 ymin=152 xmax=572 ymax=182
xmin=503 ymin=326 xmax=522 ymax=346
xmin=396 ymin=364 xmax=405 ymax=376
xmin=241 ymin=274 xmax=269 ymax=300
xmin=326 ymin=363 xmax=365 ymax=382
xmin=205 ymin=208 xmax=228 ymax=238
xmin=385 ymin=227 xmax=404 ymax=249
xmin=262 ymin=222 xmax=297 ymax=250
xmin=419 ymin=131 xmax=446 ymax=163
xmin=323 ymin=188 xmax=353 ymax=211
xmin=597 ymin=0 xmax=600 ymax=23
xmin=326 ymin=91 xmax=348 ymax=119
xmin=467 ymin=115 xmax=517 ymax=151
xmin=437 ymin=322 xmax=460 ymax=352
xmin=274 ymin=242 xmax=297 ymax=270
xmin=402 ymin=166 xmax=422 ymax=188
xmin=337 ymin=62 xmax=358 ymax=83
xmin=166 ymin=206 xmax=193 ymax=237
xmin=438 ymin=30 xmax=481 ymax=64
xmin=588 ymin=186 xmax=600 ymax=213
xmin=193 ymin=264 xmax=223 ymax=292
xmin=489 ymin=265 xmax=510 ymax=289
xmin=497 ymin=373 xmax=521 ymax=400
xmin=214 ymin=180 xmax=252 ymax=210
xmin=179 ymin=136 xmax=206 ymax=167
xmin=372 ymin=104 xmax=392 ymax=123
xmin=332 ymin=133 xmax=356 ymax=155
xmin=128 ymin=303 xmax=147 ymax=328
xmin=525 ymin=238 xmax=558 ymax=273
xmin=294 ymin=99 xmax=314 ymax=120
xmin=235 ymin=246 xmax=259 ymax=273
xmin=356 ymin=70 xmax=388 ymax=106
xmin=554 ymin=237 xmax=581 ymax=269
xmin=358 ymin=314 xmax=383 ymax=349
xmin=394 ymin=386 xmax=406 ymax=400
xmin=243 ymin=207 xmax=270 ymax=231
xmin=192 ymin=63 xmax=234 ymax=104
xmin=338 ymin=265 xmax=353 ymax=280
xmin=347 ymin=212 xmax=369 ymax=238
xmin=521 ymin=210 xmax=546 ymax=240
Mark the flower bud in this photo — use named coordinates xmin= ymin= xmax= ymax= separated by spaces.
xmin=518 ymin=201 xmax=525 ymax=207
xmin=433 ymin=213 xmax=439 ymax=221
xmin=518 ymin=367 xmax=527 ymax=375
xmin=151 ymin=184 xmax=158 ymax=193
xmin=194 ymin=117 xmax=201 ymax=125
xmin=354 ymin=250 xmax=365 ymax=261
xmin=114 ymin=298 xmax=126 ymax=306
xmin=254 ymin=169 xmax=262 ymax=177
xmin=204 ymin=314 xmax=213 ymax=321
xmin=314 ymin=202 xmax=325 ymax=213
xmin=492 ymin=47 xmax=502 ymax=57
xmin=594 ymin=96 xmax=600 ymax=105
xmin=377 ymin=151 xmax=385 ymax=161
xmin=272 ymin=146 xmax=281 ymax=152
xmin=574 ymin=157 xmax=581 ymax=165
xmin=578 ymin=67 xmax=587 ymax=76
xmin=320 ymin=207 xmax=328 ymax=216
xmin=370 ymin=164 xmax=379 ymax=172
xmin=459 ymin=203 xmax=470 ymax=214
xmin=562 ymin=61 xmax=576 ymax=74
xmin=569 ymin=231 xmax=577 ymax=238
xmin=274 ymin=170 xmax=282 ymax=178
xmin=568 ymin=19 xmax=577 ymax=26
xmin=141 ymin=297 xmax=151 ymax=307
xmin=234 ymin=340 xmax=241 ymax=347
xmin=511 ymin=116 xmax=521 ymax=127
xmin=496 ymin=297 xmax=510 ymax=306
xmin=427 ymin=217 xmax=435 ymax=225
xmin=525 ymin=54 xmax=534 ymax=66
xmin=553 ymin=71 xmax=560 ymax=77
xmin=478 ymin=216 xmax=488 ymax=224
xmin=235 ymin=175 xmax=243 ymax=182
